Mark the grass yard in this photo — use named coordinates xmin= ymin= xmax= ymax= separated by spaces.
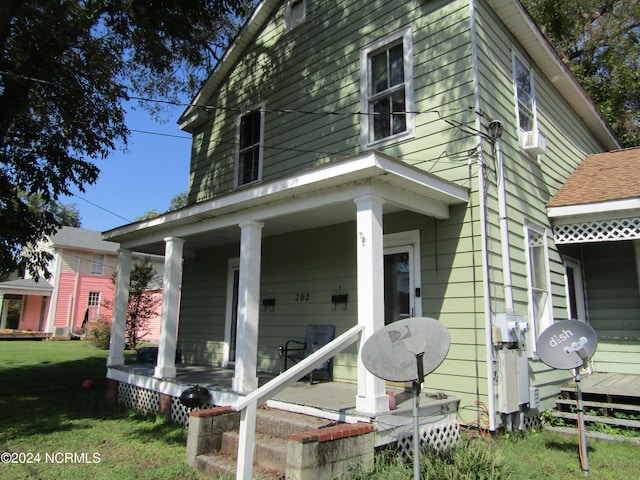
xmin=0 ymin=340 xmax=207 ymax=480
xmin=1 ymin=340 xmax=639 ymax=479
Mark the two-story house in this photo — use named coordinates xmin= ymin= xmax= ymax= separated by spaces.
xmin=103 ymin=0 xmax=621 ymax=436
xmin=0 ymin=227 xmax=163 ymax=342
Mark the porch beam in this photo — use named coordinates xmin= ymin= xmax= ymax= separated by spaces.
xmin=154 ymin=237 xmax=185 ymax=379
xmin=232 ymin=220 xmax=263 ymax=393
xmin=354 ymin=195 xmax=390 ymax=415
xmin=108 ymin=248 xmax=132 ymax=367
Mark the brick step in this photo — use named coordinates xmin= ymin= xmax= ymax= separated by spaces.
xmin=555 ymin=398 xmax=640 ymax=414
xmin=221 ymin=430 xmax=288 ymax=472
xmin=196 ymin=450 xmax=284 ymax=480
xmin=550 ymin=410 xmax=640 ymax=429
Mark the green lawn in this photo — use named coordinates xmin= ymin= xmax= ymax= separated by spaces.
xmin=0 ymin=340 xmax=638 ymax=479
xmin=0 ymin=340 xmax=207 ymax=480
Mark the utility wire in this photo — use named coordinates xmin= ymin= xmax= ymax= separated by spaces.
xmin=71 ymin=193 xmax=132 ymax=223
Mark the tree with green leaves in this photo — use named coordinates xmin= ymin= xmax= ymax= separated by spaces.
xmin=136 ymin=191 xmax=188 ymax=221
xmin=96 ymin=256 xmax=161 ymax=350
xmin=0 ymin=0 xmax=255 ymax=279
xmin=522 ymin=0 xmax=640 ymax=147
xmin=125 ymin=257 xmax=161 ymax=351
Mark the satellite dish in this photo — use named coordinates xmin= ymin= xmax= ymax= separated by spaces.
xmin=361 ymin=317 xmax=450 ymax=382
xmin=537 ymin=320 xmax=598 ymax=370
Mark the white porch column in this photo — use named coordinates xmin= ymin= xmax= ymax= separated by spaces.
xmin=0 ymin=293 xmax=6 ymax=330
xmin=354 ymin=195 xmax=390 ymax=415
xmin=155 ymin=237 xmax=185 ymax=379
xmin=233 ymin=220 xmax=263 ymax=393
xmin=107 ymin=248 xmax=132 ymax=367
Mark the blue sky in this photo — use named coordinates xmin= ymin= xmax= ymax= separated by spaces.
xmin=65 ymin=104 xmax=192 ymax=232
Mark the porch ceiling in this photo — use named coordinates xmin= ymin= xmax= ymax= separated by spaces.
xmin=103 ymin=151 xmax=469 ymax=256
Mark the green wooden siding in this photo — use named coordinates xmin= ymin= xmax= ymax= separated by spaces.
xmin=188 ymin=0 xmax=479 ymax=205
xmin=473 ymin=0 xmax=613 ymax=409
xmin=176 ymin=0 xmax=621 ymax=421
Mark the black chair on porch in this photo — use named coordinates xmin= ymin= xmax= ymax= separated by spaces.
xmin=278 ymin=325 xmax=335 ymax=384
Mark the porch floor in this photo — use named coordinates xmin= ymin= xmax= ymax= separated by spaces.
xmin=110 ymin=363 xmax=456 ymax=421
xmin=578 ymin=372 xmax=640 ymax=399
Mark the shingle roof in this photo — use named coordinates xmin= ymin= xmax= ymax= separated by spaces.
xmin=49 ymin=226 xmax=119 ymax=253
xmin=0 ymin=277 xmax=53 ymax=293
xmin=547 ymin=147 xmax=640 ymax=208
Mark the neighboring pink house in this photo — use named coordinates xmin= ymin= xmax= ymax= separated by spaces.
xmin=0 ymin=227 xmax=163 ymax=341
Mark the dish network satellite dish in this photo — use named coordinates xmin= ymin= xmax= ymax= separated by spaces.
xmin=536 ymin=320 xmax=597 ymax=370
xmin=537 ymin=320 xmax=598 ymax=477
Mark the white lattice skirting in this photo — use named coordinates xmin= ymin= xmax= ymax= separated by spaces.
xmin=117 ymin=383 xmax=213 ymax=426
xmin=521 ymin=413 xmax=544 ymax=432
xmin=118 ymin=382 xmax=159 ymax=415
xmin=553 ymin=217 xmax=640 ymax=244
xmin=396 ymin=419 xmax=460 ymax=461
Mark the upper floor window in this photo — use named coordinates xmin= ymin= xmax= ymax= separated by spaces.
xmin=513 ymin=53 xmax=536 ymax=132
xmin=91 ymin=254 xmax=104 ymax=275
xmin=285 ymin=0 xmax=306 ymax=31
xmin=525 ymin=223 xmax=553 ymax=354
xmin=235 ymin=107 xmax=264 ymax=188
xmin=361 ymin=28 xmax=414 ymax=148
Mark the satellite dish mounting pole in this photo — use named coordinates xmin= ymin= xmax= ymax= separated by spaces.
xmin=575 ymin=347 xmax=590 ymax=477
xmin=412 ymin=352 xmax=424 ymax=480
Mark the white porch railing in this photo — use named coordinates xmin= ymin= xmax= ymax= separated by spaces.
xmin=232 ymin=324 xmax=364 ymax=480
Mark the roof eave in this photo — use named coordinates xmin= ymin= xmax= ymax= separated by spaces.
xmin=488 ymin=0 xmax=619 ymax=150
xmin=178 ymin=0 xmax=280 ymax=131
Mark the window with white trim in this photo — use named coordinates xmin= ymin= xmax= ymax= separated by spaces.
xmin=513 ymin=53 xmax=536 ymax=132
xmin=563 ymin=256 xmax=586 ymax=321
xmin=235 ymin=107 xmax=264 ymax=188
xmin=525 ymin=223 xmax=553 ymax=352
xmin=361 ymin=28 xmax=414 ymax=148
xmin=91 ymin=254 xmax=104 ymax=275
xmin=285 ymin=0 xmax=306 ymax=31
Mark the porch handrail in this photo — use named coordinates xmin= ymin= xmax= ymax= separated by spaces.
xmin=232 ymin=323 xmax=364 ymax=480
xmin=233 ymin=323 xmax=364 ymax=412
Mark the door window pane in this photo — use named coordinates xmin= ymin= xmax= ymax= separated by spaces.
xmin=384 ymin=252 xmax=411 ymax=325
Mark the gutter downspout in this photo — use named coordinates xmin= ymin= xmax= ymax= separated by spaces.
xmin=470 ymin=0 xmax=497 ymax=431
xmin=491 ymin=119 xmax=514 ymax=313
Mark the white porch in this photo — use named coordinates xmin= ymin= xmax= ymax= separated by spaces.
xmin=106 ymin=362 xmax=460 ymax=448
xmin=103 ymin=151 xmax=469 ymax=417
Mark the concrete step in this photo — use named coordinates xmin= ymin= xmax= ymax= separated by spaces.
xmin=195 ymin=407 xmax=335 ymax=478
xmin=221 ymin=430 xmax=288 ymax=472
xmin=196 ymin=450 xmax=284 ymax=480
xmin=256 ymin=407 xmax=333 ymax=439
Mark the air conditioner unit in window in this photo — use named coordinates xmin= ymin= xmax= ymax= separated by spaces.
xmin=518 ymin=129 xmax=548 ymax=156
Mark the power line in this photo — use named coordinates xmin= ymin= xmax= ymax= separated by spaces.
xmin=71 ymin=193 xmax=132 ymax=224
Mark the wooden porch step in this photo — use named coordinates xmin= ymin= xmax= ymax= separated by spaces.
xmin=555 ymin=398 xmax=640 ymax=414
xmin=550 ymin=410 xmax=640 ymax=429
xmin=545 ymin=425 xmax=640 ymax=444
